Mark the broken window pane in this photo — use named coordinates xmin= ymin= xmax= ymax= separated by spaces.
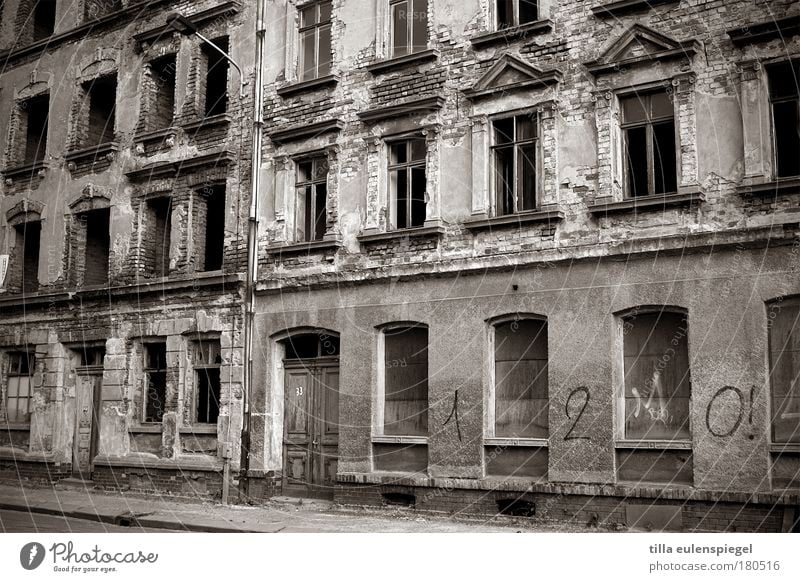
xmin=769 ymin=302 xmax=800 ymax=444
xmin=623 ymin=312 xmax=691 ymax=441
xmin=194 ymin=339 xmax=221 ymax=425
xmin=625 ymin=126 xmax=648 ymax=198
xmin=519 ymin=0 xmax=539 ymax=25
xmin=495 ymin=146 xmax=514 ymax=215
xmin=144 ymin=343 xmax=167 ymax=423
xmin=653 ymin=122 xmax=677 ymax=194
xmin=769 ymin=61 xmax=800 ymax=178
xmin=494 ymin=319 xmax=548 ymax=438
xmin=519 ymin=144 xmax=537 ymax=211
xmin=384 ymin=326 xmax=428 ymax=436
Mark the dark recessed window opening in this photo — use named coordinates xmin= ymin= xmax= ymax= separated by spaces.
xmin=497 ymin=498 xmax=535 ymax=517
xmin=77 ymin=346 xmax=105 ymax=367
xmin=382 ymin=492 xmax=416 ymax=507
xmin=21 ymin=93 xmax=49 ymax=165
xmin=767 ymin=60 xmax=800 ymax=178
xmin=383 ymin=326 xmax=428 ymax=436
xmin=390 ymin=0 xmax=428 ymax=57
xmin=389 ymin=138 xmax=427 ymax=230
xmin=15 ymin=221 xmax=41 ymax=294
xmin=149 ymin=55 xmax=177 ymax=130
xmin=492 ymin=115 xmax=537 ymax=215
xmin=144 ymin=342 xmax=167 ymax=423
xmin=621 ymin=91 xmax=677 ymax=198
xmin=81 ymin=208 xmax=110 ymax=286
xmin=147 ymin=197 xmax=172 ymax=278
xmin=32 ymin=0 xmax=57 ymax=42
xmin=82 ymin=75 xmax=117 ymax=147
xmin=296 ymin=157 xmax=328 ymax=242
xmin=203 ymin=38 xmax=229 ymax=116
xmin=199 ymin=186 xmax=226 ymax=272
xmin=299 ymin=1 xmax=332 ymax=81
xmin=284 ymin=333 xmax=340 ymax=360
xmin=494 ymin=319 xmax=548 ymax=438
xmin=194 ymin=340 xmax=222 ymax=424
xmin=496 ymin=0 xmax=538 ymax=29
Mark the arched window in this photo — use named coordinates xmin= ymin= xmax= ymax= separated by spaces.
xmin=768 ymin=299 xmax=800 ymax=444
xmin=492 ymin=318 xmax=548 ymax=438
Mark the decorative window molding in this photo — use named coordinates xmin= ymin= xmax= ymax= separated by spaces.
xmin=591 ymin=0 xmax=679 ymax=19
xmin=268 ymin=118 xmax=344 ymax=145
xmin=727 ymin=16 xmax=800 ymax=47
xmin=6 ymin=199 xmax=45 ymax=226
xmin=3 ymin=72 xmax=52 ymax=180
xmin=463 ymin=54 xmax=561 ymax=101
xmin=357 ymin=95 xmax=444 ymax=124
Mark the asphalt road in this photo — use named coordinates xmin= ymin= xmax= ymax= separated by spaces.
xmin=0 ymin=510 xmax=180 ymax=533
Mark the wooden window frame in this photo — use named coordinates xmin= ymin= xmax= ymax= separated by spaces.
xmin=490 ymin=113 xmax=539 ymax=216
xmin=389 ymin=0 xmax=429 ymax=58
xmin=766 ymin=59 xmax=800 ymax=179
xmin=4 ymin=350 xmax=34 ymax=424
xmin=495 ymin=0 xmax=539 ymax=30
xmin=387 ymin=136 xmax=427 ymax=230
xmin=143 ymin=341 xmax=168 ymax=424
xmin=193 ymin=338 xmax=222 ymax=425
xmin=767 ymin=297 xmax=800 ymax=445
xmin=294 ymin=156 xmax=329 ymax=242
xmin=298 ymin=0 xmax=333 ymax=81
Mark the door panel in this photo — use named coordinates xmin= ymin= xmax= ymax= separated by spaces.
xmin=74 ymin=374 xmax=100 ymax=478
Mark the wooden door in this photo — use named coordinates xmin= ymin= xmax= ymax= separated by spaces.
xmin=73 ymin=372 xmax=102 ymax=479
xmin=282 ymin=359 xmax=339 ymax=498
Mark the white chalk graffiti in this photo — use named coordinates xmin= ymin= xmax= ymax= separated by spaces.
xmin=631 ymin=369 xmax=673 ymax=426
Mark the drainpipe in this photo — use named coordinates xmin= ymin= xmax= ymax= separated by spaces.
xmin=240 ymin=0 xmax=267 ymax=498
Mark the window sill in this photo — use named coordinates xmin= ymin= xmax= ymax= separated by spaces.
xmin=180 ymin=425 xmax=218 ymax=435
xmin=358 ymin=224 xmax=446 ymax=245
xmin=372 ymin=436 xmax=428 ymax=445
xmin=129 ymin=425 xmax=162 ymax=434
xmin=365 ymin=48 xmax=439 ymax=75
xmin=265 ymin=238 xmax=342 ymax=257
xmin=463 ymin=208 xmax=564 ymax=231
xmin=182 ymin=113 xmax=231 ymax=133
xmin=616 ymin=440 xmax=692 ymax=450
xmin=736 ymin=177 xmax=800 ymax=198
xmin=1 ymin=160 xmax=47 ymax=182
xmin=588 ymin=190 xmax=704 ymax=215
xmin=276 ymin=74 xmax=339 ymax=98
xmin=1 ymin=422 xmax=31 ymax=430
xmin=590 ymin=0 xmax=678 ymax=18
xmin=64 ymin=141 xmax=120 ymax=169
xmin=133 ymin=127 xmax=177 ymax=152
xmin=770 ymin=443 xmax=800 ymax=454
xmin=470 ymin=19 xmax=554 ymax=49
xmin=485 ymin=437 xmax=548 ymax=447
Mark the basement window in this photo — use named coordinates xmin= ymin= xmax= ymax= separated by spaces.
xmin=295 ymin=157 xmax=328 ymax=242
xmin=299 ymin=1 xmax=332 ymax=81
xmin=78 ymin=208 xmax=110 ymax=286
xmin=202 ymin=38 xmax=230 ymax=117
xmin=147 ymin=55 xmax=177 ymax=131
xmin=768 ymin=299 xmax=800 ymax=444
xmin=4 ymin=351 xmax=34 ymax=423
xmin=496 ymin=0 xmax=538 ymax=29
xmin=388 ymin=137 xmax=427 ymax=230
xmin=382 ymin=325 xmax=428 ymax=436
xmin=144 ymin=342 xmax=167 ymax=423
xmin=145 ymin=196 xmax=172 ymax=278
xmin=194 ymin=339 xmax=222 ymax=425
xmin=492 ymin=114 xmax=537 ymax=215
xmin=621 ymin=90 xmax=677 ymax=198
xmin=196 ymin=185 xmax=226 ymax=272
xmin=83 ymin=0 xmax=121 ymax=20
xmin=31 ymin=0 xmax=56 ymax=42
xmin=493 ymin=318 xmax=548 ymax=438
xmin=622 ymin=310 xmax=691 ymax=441
xmin=390 ymin=0 xmax=428 ymax=57
xmin=767 ymin=60 xmax=800 ymax=178
xmin=79 ymin=75 xmax=117 ymax=147
xmin=12 ymin=220 xmax=41 ymax=294
xmin=18 ymin=93 xmax=49 ymax=166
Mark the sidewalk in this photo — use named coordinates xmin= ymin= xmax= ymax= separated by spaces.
xmin=0 ymin=482 xmax=562 ymax=533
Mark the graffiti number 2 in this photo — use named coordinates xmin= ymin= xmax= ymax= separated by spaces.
xmin=564 ymin=387 xmax=591 ymax=441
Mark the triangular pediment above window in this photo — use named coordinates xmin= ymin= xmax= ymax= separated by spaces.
xmin=464 ymin=54 xmax=562 ymax=100
xmin=585 ymin=24 xmax=700 ymax=76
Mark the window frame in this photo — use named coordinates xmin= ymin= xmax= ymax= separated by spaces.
xmin=388 ymin=0 xmax=429 ymax=58
xmin=201 ymin=37 xmax=230 ymax=117
xmin=4 ymin=350 xmax=34 ymax=424
xmin=490 ymin=113 xmax=539 ymax=216
xmin=619 ymin=90 xmax=678 ymax=199
xmin=494 ymin=0 xmax=539 ymax=30
xmin=767 ymin=297 xmax=800 ymax=445
xmin=294 ymin=155 xmax=329 ymax=242
xmin=297 ymin=0 xmax=333 ymax=81
xmin=766 ymin=59 xmax=800 ymax=180
xmin=387 ymin=135 xmax=428 ymax=230
xmin=142 ymin=341 xmax=168 ymax=424
xmin=192 ymin=338 xmax=222 ymax=425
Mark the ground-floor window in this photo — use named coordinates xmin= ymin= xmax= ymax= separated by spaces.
xmin=769 ymin=299 xmax=800 ymax=444
xmin=382 ymin=325 xmax=428 ymax=436
xmin=4 ymin=351 xmax=34 ymax=423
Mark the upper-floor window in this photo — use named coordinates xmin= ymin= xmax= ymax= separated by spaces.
xmin=388 ymin=137 xmax=427 ymax=230
xmin=78 ymin=208 xmax=110 ymax=286
xmin=390 ymin=0 xmax=428 ymax=58
xmin=146 ymin=55 xmax=177 ymax=131
xmin=768 ymin=299 xmax=800 ymax=444
xmin=196 ymin=185 xmax=226 ymax=272
xmin=202 ymin=38 xmax=229 ymax=117
xmin=621 ymin=90 xmax=677 ymax=198
xmin=144 ymin=196 xmax=172 ymax=279
xmin=4 ymin=351 xmax=34 ymax=423
xmin=382 ymin=325 xmax=428 ymax=436
xmin=31 ymin=0 xmax=56 ymax=42
xmin=492 ymin=114 xmax=537 ymax=215
xmin=622 ymin=310 xmax=690 ymax=441
xmin=767 ymin=60 xmax=800 ymax=178
xmin=496 ymin=0 xmax=538 ymax=29
xmin=295 ymin=157 xmax=328 ymax=242
xmin=299 ymin=1 xmax=332 ymax=80
xmin=18 ymin=93 xmax=49 ymax=166
xmin=143 ymin=342 xmax=167 ymax=423
xmin=194 ymin=339 xmax=221 ymax=425
xmin=11 ymin=220 xmax=41 ymax=294
xmin=79 ymin=74 xmax=117 ymax=147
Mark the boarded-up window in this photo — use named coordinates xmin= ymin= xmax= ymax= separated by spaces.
xmin=623 ymin=311 xmax=691 ymax=440
xmin=295 ymin=157 xmax=328 ymax=242
xmin=494 ymin=319 xmax=548 ymax=438
xmin=769 ymin=301 xmax=800 ymax=443
xmin=767 ymin=60 xmax=800 ymax=179
xmin=390 ymin=0 xmax=428 ymax=57
xmin=299 ymin=1 xmax=332 ymax=81
xmin=144 ymin=342 xmax=167 ymax=423
xmin=194 ymin=340 xmax=221 ymax=425
xmin=5 ymin=351 xmax=34 ymax=423
xmin=384 ymin=326 xmax=428 ymax=436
